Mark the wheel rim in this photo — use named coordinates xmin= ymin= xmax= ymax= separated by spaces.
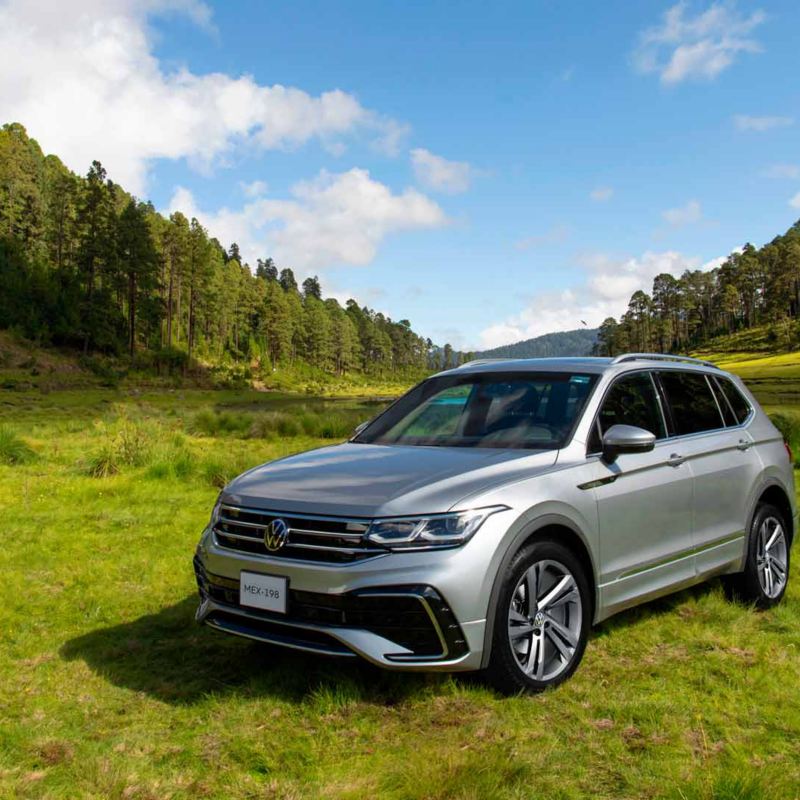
xmin=507 ymin=558 xmax=582 ymax=682
xmin=756 ymin=516 xmax=789 ymax=599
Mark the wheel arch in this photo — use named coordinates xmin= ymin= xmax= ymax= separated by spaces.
xmin=754 ymin=482 xmax=794 ymax=544
xmin=480 ymin=514 xmax=597 ymax=670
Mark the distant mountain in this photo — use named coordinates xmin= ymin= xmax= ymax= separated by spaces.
xmin=476 ymin=328 xmax=598 ymax=359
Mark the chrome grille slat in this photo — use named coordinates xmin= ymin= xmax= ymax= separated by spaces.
xmin=213 ymin=504 xmax=383 ymax=564
xmin=220 ymin=504 xmax=369 ymax=527
xmin=289 ymin=527 xmax=364 ymax=540
xmin=282 ymin=542 xmax=366 ymax=555
xmin=218 ymin=517 xmax=266 ymax=530
xmin=218 ymin=523 xmax=365 ymax=542
xmin=215 ymin=529 xmax=262 ymax=542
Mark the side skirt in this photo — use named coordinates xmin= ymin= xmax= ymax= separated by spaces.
xmin=595 ymin=532 xmax=745 ymax=623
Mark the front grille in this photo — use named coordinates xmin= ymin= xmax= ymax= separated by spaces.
xmin=213 ymin=504 xmax=385 ymax=564
xmin=194 ymin=558 xmax=467 ymax=659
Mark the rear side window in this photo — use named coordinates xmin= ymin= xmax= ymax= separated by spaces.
xmin=659 ymin=371 xmax=724 ymax=435
xmin=588 ymin=372 xmax=665 ymax=451
xmin=713 ymin=376 xmax=751 ymax=425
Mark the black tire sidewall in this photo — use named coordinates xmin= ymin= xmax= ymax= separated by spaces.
xmin=486 ymin=539 xmax=592 ymax=694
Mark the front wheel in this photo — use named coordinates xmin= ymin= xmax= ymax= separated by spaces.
xmin=725 ymin=503 xmax=791 ymax=608
xmin=482 ymin=539 xmax=591 ymax=694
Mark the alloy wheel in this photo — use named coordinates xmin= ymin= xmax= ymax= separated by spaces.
xmin=756 ymin=516 xmax=788 ymax=599
xmin=507 ymin=558 xmax=583 ymax=681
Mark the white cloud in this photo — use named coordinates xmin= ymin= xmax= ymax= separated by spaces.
xmin=170 ymin=168 xmax=447 ymax=271
xmin=477 ymin=250 xmax=722 ymax=350
xmin=410 ymin=148 xmax=473 ymax=194
xmin=662 ymin=198 xmax=703 ymax=227
xmin=734 ymin=114 xmax=794 ymax=132
xmin=374 ymin=120 xmax=412 ymax=157
xmin=0 ymin=0 xmax=408 ymax=194
xmin=590 ymin=186 xmax=614 ymax=202
xmin=790 ymin=192 xmax=800 ymax=210
xmin=634 ymin=2 xmax=765 ymax=84
xmin=240 ymin=179 xmax=268 ymax=198
xmin=761 ymin=163 xmax=800 ymax=179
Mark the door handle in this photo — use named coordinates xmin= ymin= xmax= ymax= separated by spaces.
xmin=666 ymin=453 xmax=685 ymax=467
xmin=736 ymin=439 xmax=753 ymax=451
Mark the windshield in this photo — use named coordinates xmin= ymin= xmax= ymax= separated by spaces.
xmin=353 ymin=371 xmax=597 ymax=449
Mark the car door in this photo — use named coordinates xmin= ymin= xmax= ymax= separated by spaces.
xmin=584 ymin=370 xmax=695 ymax=616
xmin=656 ymin=369 xmax=760 ymax=577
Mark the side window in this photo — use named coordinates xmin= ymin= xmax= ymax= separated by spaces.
xmin=713 ymin=376 xmax=751 ymax=425
xmin=588 ymin=372 xmax=665 ymax=452
xmin=659 ymin=371 xmax=724 ymax=435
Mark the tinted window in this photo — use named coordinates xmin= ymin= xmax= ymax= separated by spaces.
xmin=588 ymin=372 xmax=665 ymax=452
xmin=354 ymin=372 xmax=597 ymax=449
xmin=713 ymin=376 xmax=751 ymax=425
xmin=659 ymin=371 xmax=724 ymax=435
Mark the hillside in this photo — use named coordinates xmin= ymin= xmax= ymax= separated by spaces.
xmin=594 ymin=219 xmax=800 ymax=357
xmin=477 ymin=327 xmax=598 ymax=359
xmin=0 ymin=123 xmax=445 ymax=383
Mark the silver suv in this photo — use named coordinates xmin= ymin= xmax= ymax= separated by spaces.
xmin=193 ymin=354 xmax=795 ymax=693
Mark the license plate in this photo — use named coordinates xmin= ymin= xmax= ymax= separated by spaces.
xmin=239 ymin=571 xmax=288 ymax=614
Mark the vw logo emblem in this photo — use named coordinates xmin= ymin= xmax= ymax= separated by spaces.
xmin=264 ymin=518 xmax=289 ymax=552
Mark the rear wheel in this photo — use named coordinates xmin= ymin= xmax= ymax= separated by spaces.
xmin=726 ymin=503 xmax=790 ymax=608
xmin=482 ymin=539 xmax=591 ymax=694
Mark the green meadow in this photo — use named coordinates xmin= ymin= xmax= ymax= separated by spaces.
xmin=1 ymin=352 xmax=799 ymax=799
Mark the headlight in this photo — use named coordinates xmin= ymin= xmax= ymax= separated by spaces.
xmin=365 ymin=506 xmax=508 ymax=550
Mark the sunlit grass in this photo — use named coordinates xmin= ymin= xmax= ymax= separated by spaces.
xmin=1 ymin=378 xmax=799 ymax=798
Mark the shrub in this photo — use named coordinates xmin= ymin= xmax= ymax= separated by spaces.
xmin=84 ymin=418 xmax=155 ymax=477
xmin=0 ymin=425 xmax=35 ymax=465
xmin=145 ymin=434 xmax=195 ymax=480
xmin=247 ymin=406 xmax=362 ymax=440
xmin=188 ymin=409 xmax=253 ymax=437
xmin=200 ymin=456 xmax=249 ymax=489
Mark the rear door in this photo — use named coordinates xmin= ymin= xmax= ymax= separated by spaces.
xmin=656 ymin=369 xmax=759 ymax=576
xmin=585 ymin=371 xmax=695 ymax=615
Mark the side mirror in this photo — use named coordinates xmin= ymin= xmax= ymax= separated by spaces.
xmin=601 ymin=424 xmax=656 ymax=463
xmin=352 ymin=421 xmax=369 ymax=438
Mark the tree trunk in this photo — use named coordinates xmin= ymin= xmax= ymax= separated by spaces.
xmin=128 ymin=271 xmax=136 ymax=358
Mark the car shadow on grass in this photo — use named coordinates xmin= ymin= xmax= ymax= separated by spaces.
xmin=61 ymin=581 xmax=736 ymax=706
xmin=60 ymin=595 xmax=442 ymax=706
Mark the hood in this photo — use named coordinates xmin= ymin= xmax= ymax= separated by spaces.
xmin=224 ymin=442 xmax=559 ymax=517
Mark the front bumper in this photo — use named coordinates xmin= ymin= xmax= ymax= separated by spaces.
xmin=193 ymin=522 xmax=497 ymax=671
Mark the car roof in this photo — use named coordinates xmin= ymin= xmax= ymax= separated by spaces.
xmin=438 ymin=354 xmax=724 ymax=377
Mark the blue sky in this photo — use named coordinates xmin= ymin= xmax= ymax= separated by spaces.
xmin=2 ymin=0 xmax=799 ymax=350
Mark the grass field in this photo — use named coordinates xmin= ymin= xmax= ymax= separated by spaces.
xmin=1 ymin=356 xmax=800 ymax=799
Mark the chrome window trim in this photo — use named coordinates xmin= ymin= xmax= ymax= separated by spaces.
xmin=704 ymin=373 xmax=728 ymax=428
xmin=712 ymin=375 xmax=755 ymax=428
xmin=585 ymin=367 xmax=756 ymax=457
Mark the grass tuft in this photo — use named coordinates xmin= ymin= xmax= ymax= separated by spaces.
xmin=84 ymin=417 xmax=156 ymax=477
xmin=0 ymin=424 xmax=35 ymax=464
xmin=188 ymin=408 xmax=253 ymax=437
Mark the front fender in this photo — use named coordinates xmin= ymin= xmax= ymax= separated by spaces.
xmin=477 ymin=507 xmax=598 ymax=670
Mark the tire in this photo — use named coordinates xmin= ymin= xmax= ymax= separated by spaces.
xmin=725 ymin=503 xmax=791 ymax=609
xmin=482 ymin=539 xmax=591 ymax=695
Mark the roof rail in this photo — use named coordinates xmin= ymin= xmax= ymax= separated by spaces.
xmin=457 ymin=358 xmax=509 ymax=368
xmin=610 ymin=353 xmax=718 ymax=368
